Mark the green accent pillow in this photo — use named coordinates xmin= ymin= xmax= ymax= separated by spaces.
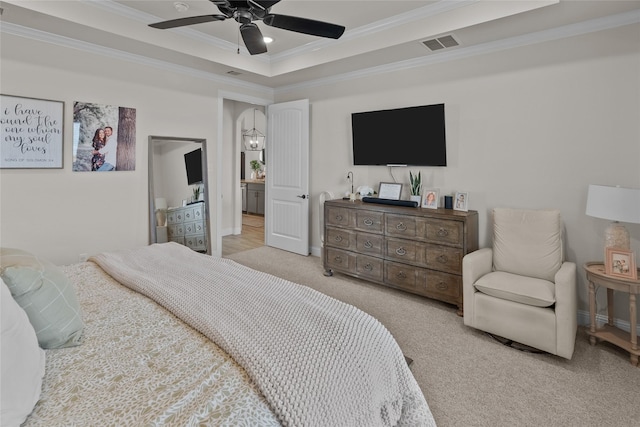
xmin=0 ymin=248 xmax=84 ymax=349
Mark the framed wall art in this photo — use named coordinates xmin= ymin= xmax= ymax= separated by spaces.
xmin=605 ymin=247 xmax=637 ymax=280
xmin=378 ymin=182 xmax=402 ymax=200
xmin=72 ymin=101 xmax=137 ymax=172
xmin=0 ymin=94 xmax=64 ymax=169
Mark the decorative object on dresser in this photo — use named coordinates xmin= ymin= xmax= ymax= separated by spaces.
xmin=378 ymin=182 xmax=403 ymax=200
xmin=454 ymin=192 xmax=468 ymax=211
xmin=409 ymin=171 xmax=422 ymax=205
xmin=584 ymin=261 xmax=640 ymax=366
xmin=422 ymin=189 xmax=439 ymax=209
xmin=463 ymin=208 xmax=577 ymax=359
xmin=323 ymin=199 xmax=478 ymax=315
xmin=167 ymin=202 xmax=207 ymax=252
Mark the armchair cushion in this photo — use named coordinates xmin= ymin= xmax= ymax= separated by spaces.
xmin=493 ymin=208 xmax=563 ymax=282
xmin=475 ymin=271 xmax=555 ymax=307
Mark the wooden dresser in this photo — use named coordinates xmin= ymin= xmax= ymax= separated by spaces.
xmin=167 ymin=202 xmax=207 ymax=252
xmin=323 ymin=199 xmax=478 ymax=315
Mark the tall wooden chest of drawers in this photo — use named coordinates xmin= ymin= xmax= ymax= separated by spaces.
xmin=167 ymin=202 xmax=207 ymax=252
xmin=323 ymin=199 xmax=478 ymax=315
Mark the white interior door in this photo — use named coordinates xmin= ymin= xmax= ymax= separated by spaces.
xmin=265 ymin=99 xmax=309 ymax=255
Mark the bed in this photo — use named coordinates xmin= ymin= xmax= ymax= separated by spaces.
xmin=1 ymin=243 xmax=435 ymax=426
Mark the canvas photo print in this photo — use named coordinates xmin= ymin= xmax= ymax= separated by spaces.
xmin=72 ymin=102 xmax=136 ymax=171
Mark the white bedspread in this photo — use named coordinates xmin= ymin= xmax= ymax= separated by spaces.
xmin=92 ymin=243 xmax=435 ymax=427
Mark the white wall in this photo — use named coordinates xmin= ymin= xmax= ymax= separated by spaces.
xmin=0 ymin=33 xmax=270 ymax=264
xmin=1 ymin=23 xmax=639 ymax=324
xmin=275 ymin=24 xmax=640 ymax=324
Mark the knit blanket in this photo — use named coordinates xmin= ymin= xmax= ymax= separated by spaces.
xmin=91 ymin=243 xmax=435 ymax=427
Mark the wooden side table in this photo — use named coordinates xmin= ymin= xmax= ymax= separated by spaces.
xmin=584 ymin=262 xmax=640 ymax=366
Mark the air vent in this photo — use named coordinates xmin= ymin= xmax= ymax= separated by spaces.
xmin=227 ymin=70 xmax=242 ymax=76
xmin=421 ymin=34 xmax=459 ymax=51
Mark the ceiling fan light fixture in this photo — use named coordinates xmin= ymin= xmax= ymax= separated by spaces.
xmin=243 ymin=109 xmax=266 ymax=151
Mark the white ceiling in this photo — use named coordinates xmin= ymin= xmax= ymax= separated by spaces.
xmin=1 ymin=0 xmax=639 ymax=89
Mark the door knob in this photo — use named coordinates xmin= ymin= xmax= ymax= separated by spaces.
xmin=297 ymin=194 xmax=308 ymax=199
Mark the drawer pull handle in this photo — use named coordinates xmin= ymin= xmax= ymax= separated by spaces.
xmin=334 ymin=255 xmax=342 ymax=263
xmin=396 ymin=247 xmax=406 ymax=256
xmin=396 ymin=222 xmax=407 ymax=231
xmin=335 ymin=214 xmax=343 ymax=221
xmin=397 ymin=271 xmax=407 ymax=279
xmin=364 ymin=241 xmax=373 ymax=249
xmin=334 ymin=235 xmax=343 ymax=242
xmin=363 ymin=218 xmax=374 ymax=226
xmin=437 ymin=228 xmax=449 ymax=237
xmin=364 ymin=263 xmax=373 ymax=271
xmin=437 ymin=255 xmax=448 ymax=263
xmin=436 ymin=282 xmax=448 ymax=290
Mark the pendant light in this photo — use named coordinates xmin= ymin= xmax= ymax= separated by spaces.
xmin=243 ymin=108 xmax=265 ymax=151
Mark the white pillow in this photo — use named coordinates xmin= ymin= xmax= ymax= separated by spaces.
xmin=1 ymin=278 xmax=46 ymax=427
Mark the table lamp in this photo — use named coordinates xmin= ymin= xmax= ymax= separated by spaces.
xmin=585 ymin=184 xmax=640 ymax=257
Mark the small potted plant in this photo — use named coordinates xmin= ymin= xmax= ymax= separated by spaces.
xmin=409 ymin=171 xmax=422 ymax=204
xmin=250 ymin=160 xmax=262 ymax=179
xmin=192 ymin=186 xmax=201 ymax=203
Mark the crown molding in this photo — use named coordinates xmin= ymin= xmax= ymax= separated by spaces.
xmin=2 ymin=10 xmax=637 ymax=95
xmin=0 ymin=21 xmax=274 ymax=96
xmin=274 ymin=10 xmax=640 ymax=94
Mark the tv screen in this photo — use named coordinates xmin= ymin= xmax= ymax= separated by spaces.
xmin=351 ymin=103 xmax=446 ymax=166
xmin=184 ymin=148 xmax=202 ymax=185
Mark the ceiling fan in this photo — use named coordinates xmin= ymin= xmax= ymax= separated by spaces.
xmin=149 ymin=0 xmax=346 ymax=55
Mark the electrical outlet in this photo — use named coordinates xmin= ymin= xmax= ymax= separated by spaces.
xmin=79 ymin=253 xmax=88 ymax=262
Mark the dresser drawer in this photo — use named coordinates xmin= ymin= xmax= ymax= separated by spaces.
xmin=325 ymin=248 xmax=355 ymax=273
xmin=386 ymin=214 xmax=417 ymax=238
xmin=168 ymin=224 xmax=185 ymax=237
xmin=384 ymin=261 xmax=418 ymax=292
xmin=355 ymin=210 xmax=384 ymax=234
xmin=418 ymin=270 xmax=461 ymax=300
xmin=356 ymin=232 xmax=383 ymax=256
xmin=185 ymin=234 xmax=206 ymax=252
xmin=325 ymin=227 xmax=356 ymax=251
xmin=326 ymin=206 xmax=354 ymax=228
xmin=425 ymin=244 xmax=463 ymax=274
xmin=385 ymin=237 xmax=419 ymax=264
xmin=356 ymin=254 xmax=383 ymax=281
xmin=423 ymin=218 xmax=463 ymax=246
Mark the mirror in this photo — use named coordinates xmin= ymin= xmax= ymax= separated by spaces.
xmin=148 ymin=136 xmax=210 ymax=254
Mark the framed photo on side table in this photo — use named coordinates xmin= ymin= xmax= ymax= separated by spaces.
xmin=422 ymin=189 xmax=439 ymax=209
xmin=605 ymin=247 xmax=637 ymax=280
xmin=453 ymin=191 xmax=469 ymax=211
xmin=378 ymin=182 xmax=402 ymax=200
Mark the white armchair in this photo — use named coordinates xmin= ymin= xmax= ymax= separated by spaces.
xmin=462 ymin=208 xmax=577 ymax=359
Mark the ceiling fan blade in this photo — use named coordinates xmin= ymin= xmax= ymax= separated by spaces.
xmin=240 ymin=23 xmax=267 ymax=55
xmin=149 ymin=15 xmax=227 ymax=30
xmin=263 ymin=14 xmax=345 ymax=39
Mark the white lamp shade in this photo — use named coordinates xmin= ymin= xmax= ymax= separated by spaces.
xmin=155 ymin=197 xmax=167 ymax=210
xmin=586 ymin=185 xmax=640 ymax=224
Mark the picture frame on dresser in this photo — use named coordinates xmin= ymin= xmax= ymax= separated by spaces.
xmin=422 ymin=189 xmax=439 ymax=209
xmin=378 ymin=182 xmax=402 ymax=200
xmin=605 ymin=247 xmax=637 ymax=280
xmin=454 ymin=192 xmax=469 ymax=211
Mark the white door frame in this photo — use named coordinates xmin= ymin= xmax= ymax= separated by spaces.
xmin=216 ymin=90 xmax=272 ymax=257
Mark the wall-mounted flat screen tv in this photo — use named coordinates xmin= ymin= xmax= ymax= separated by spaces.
xmin=184 ymin=148 xmax=202 ymax=185
xmin=351 ymin=103 xmax=446 ymax=166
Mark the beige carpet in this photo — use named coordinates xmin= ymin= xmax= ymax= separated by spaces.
xmin=227 ymin=246 xmax=640 ymax=427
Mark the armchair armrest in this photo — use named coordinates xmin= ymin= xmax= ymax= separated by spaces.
xmin=462 ymin=248 xmax=492 ymax=324
xmin=554 ymin=261 xmax=577 ymax=359
xmin=463 ymin=248 xmax=493 ymax=286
